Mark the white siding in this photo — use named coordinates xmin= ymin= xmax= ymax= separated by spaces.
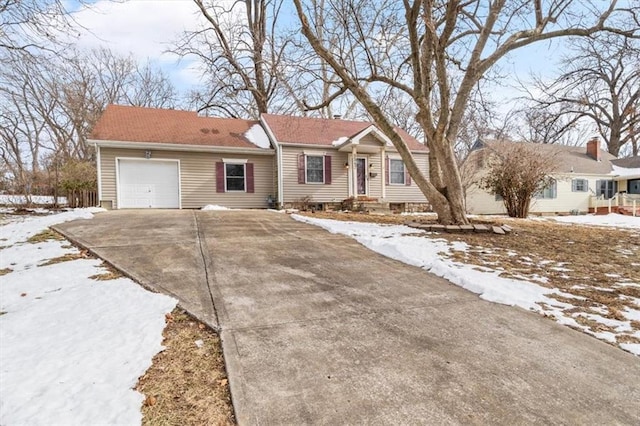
xmin=100 ymin=147 xmax=274 ymax=209
xmin=465 ymin=174 xmax=612 ymax=215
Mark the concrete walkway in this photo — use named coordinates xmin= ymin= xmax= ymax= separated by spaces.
xmin=55 ymin=210 xmax=640 ymax=425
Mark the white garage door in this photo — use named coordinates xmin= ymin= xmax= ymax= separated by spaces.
xmin=118 ymin=159 xmax=180 ymax=209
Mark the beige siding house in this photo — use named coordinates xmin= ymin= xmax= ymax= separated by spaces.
xmin=464 ymin=138 xmax=639 ymax=215
xmin=91 ymin=105 xmax=430 ymax=210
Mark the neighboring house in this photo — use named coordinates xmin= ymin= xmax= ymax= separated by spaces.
xmin=464 ymin=138 xmax=640 ymax=215
xmin=90 ymin=105 xmax=430 ymax=210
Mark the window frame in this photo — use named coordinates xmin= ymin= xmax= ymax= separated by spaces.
xmin=571 ymin=178 xmax=588 ymax=193
xmin=305 ymin=155 xmax=325 ymax=184
xmin=596 ymin=180 xmax=618 ymax=199
xmin=536 ymin=179 xmax=557 ymax=199
xmin=224 ymin=162 xmax=246 ymax=192
xmin=389 ymin=158 xmax=405 ymax=185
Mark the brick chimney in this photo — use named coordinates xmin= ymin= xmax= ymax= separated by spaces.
xmin=586 ymin=137 xmax=601 ymax=161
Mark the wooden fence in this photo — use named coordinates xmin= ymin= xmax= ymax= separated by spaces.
xmin=66 ymin=189 xmax=98 ymax=208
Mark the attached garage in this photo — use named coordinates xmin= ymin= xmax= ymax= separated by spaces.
xmin=117 ymin=159 xmax=180 ymax=209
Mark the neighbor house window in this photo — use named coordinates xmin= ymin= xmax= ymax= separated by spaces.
xmin=628 ymin=179 xmax=640 ymax=195
xmin=225 ymin=163 xmax=245 ymax=191
xmin=536 ymin=179 xmax=557 ymax=199
xmin=596 ymin=180 xmax=617 ymax=199
xmin=571 ymin=179 xmax=588 ymax=192
xmin=306 ymin=155 xmax=324 ymax=183
xmin=389 ymin=159 xmax=405 ymax=185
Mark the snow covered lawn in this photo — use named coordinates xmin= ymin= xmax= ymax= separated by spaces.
xmin=0 ymin=209 xmax=177 ymax=425
xmin=293 ymin=213 xmax=640 ymax=356
xmin=545 ymin=213 xmax=640 ymax=228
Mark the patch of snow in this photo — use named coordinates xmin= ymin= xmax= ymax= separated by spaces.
xmin=331 ymin=136 xmax=349 ymax=146
xmin=549 ymin=213 xmax=640 ymax=229
xmin=0 ymin=208 xmax=105 ymax=247
xmin=0 ymin=194 xmax=68 ymax=205
xmin=201 ymin=204 xmax=231 ymax=211
xmin=244 ymin=124 xmax=272 ymax=149
xmin=620 ymin=343 xmax=640 ymax=356
xmin=0 ymin=210 xmax=177 ymax=424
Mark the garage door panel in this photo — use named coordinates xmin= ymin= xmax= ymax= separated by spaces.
xmin=118 ymin=160 xmax=180 ymax=209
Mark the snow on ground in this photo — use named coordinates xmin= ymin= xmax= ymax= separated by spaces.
xmin=0 ymin=210 xmax=177 ymax=425
xmin=548 ymin=213 xmax=640 ymax=229
xmin=292 ymin=214 xmax=640 ymax=356
xmin=244 ymin=123 xmax=272 ymax=149
xmin=201 ymin=204 xmax=231 ymax=211
xmin=0 ymin=194 xmax=67 ymax=205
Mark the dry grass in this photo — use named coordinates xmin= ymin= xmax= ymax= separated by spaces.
xmin=0 ymin=268 xmax=12 ymax=276
xmin=89 ymin=262 xmax=124 ymax=281
xmin=38 ymin=250 xmax=90 ymax=266
xmin=302 ymin=212 xmax=640 ymax=336
xmin=26 ymin=228 xmax=65 ymax=244
xmin=136 ymin=309 xmax=235 ymax=426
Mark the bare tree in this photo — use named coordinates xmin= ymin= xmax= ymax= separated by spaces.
xmin=293 ymin=0 xmax=637 ymax=224
xmin=176 ymin=0 xmax=289 ymax=118
xmin=0 ymin=0 xmax=82 ymax=54
xmin=534 ymin=32 xmax=640 ymax=156
xmin=478 ymin=142 xmax=559 ymax=218
xmin=0 ymin=47 xmax=177 ymax=197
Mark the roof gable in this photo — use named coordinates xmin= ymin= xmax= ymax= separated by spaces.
xmin=261 ymin=114 xmax=427 ymax=151
xmin=91 ymin=105 xmax=270 ymax=150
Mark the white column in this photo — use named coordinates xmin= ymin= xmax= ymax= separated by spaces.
xmin=346 ymin=153 xmax=352 ymax=198
xmin=380 ymin=146 xmax=386 ymax=199
xmin=352 ymin=145 xmax=358 ymax=197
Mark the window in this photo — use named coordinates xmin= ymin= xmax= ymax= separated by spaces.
xmin=225 ymin=163 xmax=245 ymax=191
xmin=306 ymin=155 xmax=324 ymax=183
xmin=389 ymin=159 xmax=405 ymax=185
xmin=628 ymin=179 xmax=640 ymax=195
xmin=596 ymin=180 xmax=617 ymax=199
xmin=571 ymin=179 xmax=588 ymax=192
xmin=536 ymin=179 xmax=557 ymax=199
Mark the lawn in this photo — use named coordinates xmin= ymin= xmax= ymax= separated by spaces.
xmin=295 ymin=211 xmax=640 ymax=355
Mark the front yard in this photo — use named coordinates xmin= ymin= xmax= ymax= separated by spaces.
xmin=295 ymin=212 xmax=640 ymax=356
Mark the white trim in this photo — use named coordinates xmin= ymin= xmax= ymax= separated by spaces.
xmin=95 ymin=143 xmax=102 ymax=203
xmin=115 ymin=157 xmax=182 ymax=209
xmin=304 ymin=154 xmax=325 ymax=184
xmin=222 ymin=158 xmax=248 ymax=164
xmin=388 ymin=158 xmax=406 ymax=185
xmin=259 ymin=115 xmax=284 ymax=205
xmin=351 ymin=125 xmax=393 ymax=147
xmin=224 ymin=162 xmax=247 ymax=193
xmin=91 ymin=139 xmax=274 ymax=156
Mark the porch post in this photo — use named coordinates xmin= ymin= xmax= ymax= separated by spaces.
xmin=381 ymin=146 xmax=386 ymax=199
xmin=352 ymin=145 xmax=358 ymax=197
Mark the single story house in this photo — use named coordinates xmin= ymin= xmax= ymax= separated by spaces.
xmin=90 ymin=105 xmax=430 ymax=210
xmin=464 ymin=138 xmax=640 ymax=215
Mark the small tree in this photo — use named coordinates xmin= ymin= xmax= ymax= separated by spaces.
xmin=479 ymin=143 xmax=559 ymax=218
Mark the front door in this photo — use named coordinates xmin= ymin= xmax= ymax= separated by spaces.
xmin=356 ymin=158 xmax=367 ymax=195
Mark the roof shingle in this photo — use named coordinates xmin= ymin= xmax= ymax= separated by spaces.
xmin=261 ymin=114 xmax=427 ymax=151
xmin=90 ymin=105 xmax=267 ymax=149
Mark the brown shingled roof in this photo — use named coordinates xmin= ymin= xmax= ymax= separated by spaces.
xmin=261 ymin=114 xmax=427 ymax=151
xmin=91 ymin=105 xmax=267 ymax=149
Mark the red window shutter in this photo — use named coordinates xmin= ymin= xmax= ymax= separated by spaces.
xmin=298 ymin=154 xmax=305 ymax=184
xmin=385 ymin=156 xmax=390 ymax=186
xmin=405 ymin=164 xmax=411 ymax=186
xmin=216 ymin=162 xmax=225 ymax=193
xmin=246 ymin=163 xmax=254 ymax=193
xmin=324 ymin=155 xmax=332 ymax=184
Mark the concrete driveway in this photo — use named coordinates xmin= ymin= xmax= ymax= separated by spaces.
xmin=55 ymin=210 xmax=640 ymax=425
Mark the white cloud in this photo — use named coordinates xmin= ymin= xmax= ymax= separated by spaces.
xmin=71 ymin=0 xmax=201 ymax=61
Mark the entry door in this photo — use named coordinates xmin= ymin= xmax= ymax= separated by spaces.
xmin=356 ymin=158 xmax=367 ymax=195
xmin=118 ymin=159 xmax=180 ymax=208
